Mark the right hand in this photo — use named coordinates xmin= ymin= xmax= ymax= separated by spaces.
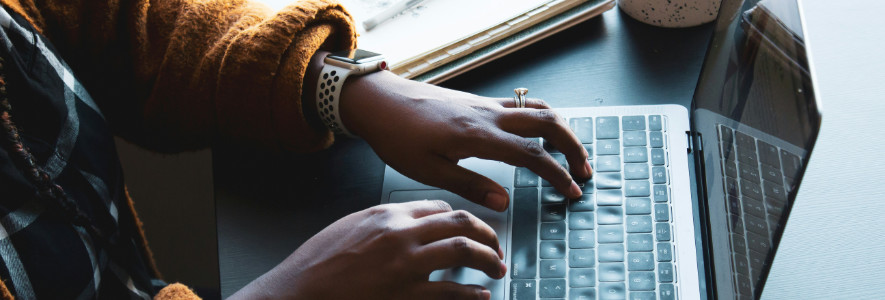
xmin=229 ymin=200 xmax=506 ymax=300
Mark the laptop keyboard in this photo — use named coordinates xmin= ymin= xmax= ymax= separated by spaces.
xmin=509 ymin=115 xmax=677 ymax=300
xmin=717 ymin=125 xmax=801 ymax=299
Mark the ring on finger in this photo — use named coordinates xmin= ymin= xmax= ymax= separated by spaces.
xmin=513 ymin=87 xmax=528 ymax=108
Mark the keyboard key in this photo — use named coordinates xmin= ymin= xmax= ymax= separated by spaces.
xmin=652 ymin=167 xmax=667 ymax=184
xmin=597 ymin=172 xmax=623 ymax=189
xmin=598 ymin=207 xmax=624 ymax=225
xmin=744 ymin=214 xmax=768 ymax=235
xmin=579 ymin=181 xmax=595 ymax=194
xmin=737 ymin=274 xmax=753 ymax=298
xmin=541 ymin=187 xmax=567 ymax=204
xmin=511 ymin=188 xmax=538 ymax=279
xmin=596 ymin=117 xmax=619 ymax=139
xmin=623 ymin=131 xmax=647 ymax=146
xmin=727 ymin=196 xmax=741 ymax=215
xmin=746 ymin=231 xmax=771 ymax=253
xmin=598 ymin=262 xmax=626 ymax=281
xmin=781 ymin=150 xmax=802 ymax=179
xmin=540 ymin=259 xmax=566 ymax=278
xmin=623 ymin=116 xmax=646 ymax=131
xmin=598 ymin=244 xmax=625 ymax=262
xmin=627 ymin=252 xmax=654 ymax=271
xmin=757 ymin=140 xmax=780 ymax=167
xmin=510 ymin=280 xmax=536 ymax=300
xmin=625 ymin=180 xmax=650 ymax=197
xmin=630 ymin=291 xmax=656 ymax=300
xmin=514 ymin=167 xmax=539 ymax=187
xmin=740 ymin=179 xmax=763 ymax=200
xmin=648 ymin=115 xmax=662 ymax=131
xmin=627 ymin=234 xmax=654 ymax=252
xmin=570 ymin=117 xmax=594 ymax=143
xmin=624 ymin=147 xmax=648 ymax=163
xmin=569 ymin=249 xmax=596 ymax=268
xmin=597 ymin=156 xmax=621 ymax=172
xmin=626 ymin=216 xmax=653 ymax=233
xmin=539 ymin=279 xmax=567 ymax=298
xmin=540 ymin=241 xmax=566 ymax=259
xmin=597 ymin=190 xmax=623 ymax=206
xmin=737 ymin=146 xmax=759 ymax=166
xmin=725 ymin=177 xmax=739 ymax=196
xmin=738 ymin=163 xmax=760 ymax=183
xmin=569 ymin=212 xmax=595 ymax=230
xmin=570 ymin=268 xmax=596 ymax=287
xmin=649 ymin=132 xmax=664 ymax=148
xmin=660 ymin=283 xmax=676 ymax=300
xmin=653 ymin=185 xmax=668 ymax=202
xmin=626 ymin=198 xmax=652 ymax=215
xmin=570 ymin=288 xmax=597 ymax=300
xmin=729 ymin=213 xmax=745 ymax=233
xmin=599 ymin=282 xmax=626 ymax=300
xmin=628 ymin=272 xmax=655 ymax=291
xmin=569 ymin=195 xmax=595 ymax=212
xmin=742 ymin=196 xmax=765 ymax=218
xmin=598 ymin=225 xmax=625 ymax=243
xmin=542 ymin=204 xmax=566 ymax=222
xmin=761 ymin=164 xmax=783 ymax=183
xmin=724 ymin=160 xmax=738 ymax=178
xmin=650 ymin=148 xmax=665 ymax=165
xmin=597 ymin=140 xmax=620 ymax=155
xmin=655 ymin=222 xmax=672 ymax=241
xmin=764 ymin=180 xmax=786 ymax=201
xmin=735 ymin=131 xmax=755 ymax=151
xmin=657 ymin=243 xmax=673 ymax=261
xmin=653 ymin=204 xmax=669 ymax=222
xmin=541 ymin=222 xmax=566 ymax=240
xmin=569 ymin=230 xmax=596 ymax=249
xmin=624 ymin=163 xmax=649 ymax=180
xmin=659 ymin=262 xmax=674 ymax=282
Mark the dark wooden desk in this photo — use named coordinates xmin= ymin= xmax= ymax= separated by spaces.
xmin=214 ymin=8 xmax=713 ymax=298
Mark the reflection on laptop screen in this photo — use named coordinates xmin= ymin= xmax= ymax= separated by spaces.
xmin=691 ymin=0 xmax=821 ymax=298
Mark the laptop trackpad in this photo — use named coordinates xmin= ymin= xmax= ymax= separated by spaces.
xmin=388 ymin=189 xmax=509 ymax=296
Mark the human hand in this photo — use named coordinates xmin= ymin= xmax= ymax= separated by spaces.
xmin=339 ymin=71 xmax=592 ymax=211
xmin=229 ymin=200 xmax=505 ymax=300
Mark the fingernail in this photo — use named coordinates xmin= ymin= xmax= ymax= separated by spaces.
xmin=481 ymin=289 xmax=491 ymax=300
xmin=498 ymin=246 xmax=504 ymax=259
xmin=485 ymin=192 xmax=508 ymax=212
xmin=584 ymin=160 xmax=593 ymax=178
xmin=499 ymin=262 xmax=508 ymax=278
xmin=569 ymin=181 xmax=582 ymax=198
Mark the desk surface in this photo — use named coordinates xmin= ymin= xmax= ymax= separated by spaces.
xmin=215 ymin=1 xmax=885 ymax=298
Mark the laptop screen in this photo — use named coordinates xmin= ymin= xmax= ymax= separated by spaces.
xmin=690 ymin=0 xmax=821 ymax=298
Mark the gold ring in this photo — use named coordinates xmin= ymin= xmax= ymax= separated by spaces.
xmin=513 ymin=87 xmax=528 ymax=108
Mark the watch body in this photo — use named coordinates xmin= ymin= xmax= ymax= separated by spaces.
xmin=316 ymin=49 xmax=387 ymax=136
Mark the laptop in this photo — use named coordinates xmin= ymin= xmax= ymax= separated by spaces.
xmin=381 ymin=0 xmax=821 ymax=299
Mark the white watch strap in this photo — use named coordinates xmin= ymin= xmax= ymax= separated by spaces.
xmin=316 ymin=64 xmax=352 ymax=136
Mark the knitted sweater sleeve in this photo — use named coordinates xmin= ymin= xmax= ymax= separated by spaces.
xmin=0 ymin=0 xmax=357 ymax=153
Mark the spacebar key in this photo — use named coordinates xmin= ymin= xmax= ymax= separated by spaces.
xmin=511 ymin=188 xmax=538 ymax=279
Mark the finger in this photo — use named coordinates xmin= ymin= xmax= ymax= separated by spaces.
xmin=454 ymin=130 xmax=582 ymax=199
xmin=414 ymin=236 xmax=506 ymax=279
xmin=498 ymin=108 xmax=593 ymax=179
xmin=411 ymin=210 xmax=503 ymax=258
xmin=494 ymin=97 xmax=551 ymax=109
xmin=409 ymin=282 xmax=490 ymax=300
xmin=394 ymin=199 xmax=454 ymax=219
xmin=415 ymin=156 xmax=510 ymax=212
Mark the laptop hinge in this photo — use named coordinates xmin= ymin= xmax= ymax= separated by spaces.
xmin=685 ymin=131 xmax=704 ymax=154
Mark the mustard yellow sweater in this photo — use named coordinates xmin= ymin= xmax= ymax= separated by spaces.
xmin=0 ymin=0 xmax=357 ymax=298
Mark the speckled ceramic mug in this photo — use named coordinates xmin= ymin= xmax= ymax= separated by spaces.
xmin=619 ymin=0 xmax=721 ymax=28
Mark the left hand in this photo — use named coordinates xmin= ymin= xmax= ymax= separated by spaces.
xmin=339 ymin=71 xmax=592 ymax=211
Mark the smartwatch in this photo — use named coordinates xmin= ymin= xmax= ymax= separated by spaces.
xmin=316 ymin=49 xmax=388 ymax=136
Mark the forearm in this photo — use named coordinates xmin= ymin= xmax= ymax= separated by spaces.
xmin=0 ymin=0 xmax=357 ymax=153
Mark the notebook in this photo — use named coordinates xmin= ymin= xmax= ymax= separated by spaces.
xmin=381 ymin=0 xmax=821 ymax=299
